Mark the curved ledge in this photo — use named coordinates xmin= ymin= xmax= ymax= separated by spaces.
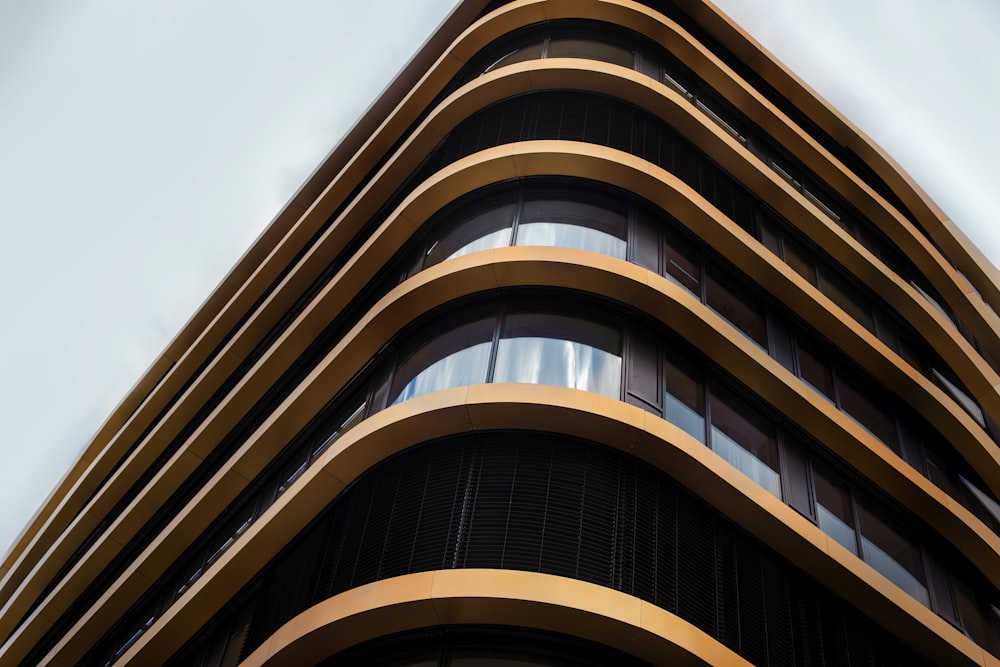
xmin=8 ymin=140 xmax=1000 ymax=666
xmin=116 ymin=393 xmax=985 ymax=667
xmin=31 ymin=256 xmax=1000 ymax=665
xmin=665 ymin=0 xmax=1000 ymax=317
xmin=10 ymin=0 xmax=997 ymax=630
xmin=238 ymin=570 xmax=748 ymax=667
xmin=9 ymin=5 xmax=1000 ymax=664
xmin=463 ymin=0 xmax=1000 ymax=371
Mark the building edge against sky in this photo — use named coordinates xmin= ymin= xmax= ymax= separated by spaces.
xmin=4 ymin=0 xmax=1000 ymax=665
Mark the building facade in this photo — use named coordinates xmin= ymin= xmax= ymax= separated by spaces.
xmin=4 ymin=1 xmax=1000 ymax=665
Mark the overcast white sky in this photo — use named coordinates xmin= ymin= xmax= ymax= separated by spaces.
xmin=0 ymin=1 xmax=997 ymax=555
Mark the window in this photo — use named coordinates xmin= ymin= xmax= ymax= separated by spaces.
xmin=516 ymin=197 xmax=627 ymax=258
xmin=709 ymin=387 xmax=780 ymax=497
xmin=391 ymin=318 xmax=495 ymax=404
xmin=494 ymin=313 xmax=622 ymax=397
xmin=856 ymin=500 xmax=928 ymax=606
xmin=664 ymin=358 xmax=705 ymax=443
xmin=705 ymin=267 xmax=767 ymax=348
xmin=423 ymin=197 xmax=516 ymax=269
xmin=813 ymin=466 xmax=858 ymax=555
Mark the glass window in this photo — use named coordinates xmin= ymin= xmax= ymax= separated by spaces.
xmin=836 ymin=372 xmax=899 ymax=452
xmin=709 ymin=387 xmax=781 ymax=497
xmin=664 ymin=359 xmax=705 ymax=442
xmin=856 ymin=500 xmax=929 ymax=606
xmin=662 ymin=231 xmax=701 ymax=295
xmin=953 ymin=578 xmax=993 ymax=648
xmin=516 ymin=197 xmax=627 ymax=259
xmin=547 ymin=36 xmax=634 ymax=69
xmin=705 ymin=267 xmax=767 ymax=348
xmin=312 ymin=401 xmax=366 ymax=459
xmin=932 ymin=369 xmax=986 ymax=427
xmin=425 ymin=199 xmax=516 ymax=268
xmin=816 ymin=266 xmax=875 ymax=332
xmin=493 ymin=313 xmax=622 ymax=398
xmin=782 ymin=235 xmax=816 ymax=285
xmin=813 ymin=466 xmax=857 ymax=555
xmin=483 ymin=42 xmax=544 ymax=73
xmin=391 ymin=318 xmax=495 ymax=404
xmin=796 ymin=340 xmax=835 ymax=400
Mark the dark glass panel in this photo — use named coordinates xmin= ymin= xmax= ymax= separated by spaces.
xmin=796 ymin=340 xmax=835 ymax=400
xmin=425 ymin=199 xmax=516 ymax=268
xmin=757 ymin=213 xmax=782 ymax=256
xmin=547 ymin=37 xmax=633 ymax=69
xmin=954 ymin=579 xmax=994 ymax=650
xmin=390 ymin=318 xmax=495 ymax=404
xmin=924 ymin=449 xmax=958 ymax=498
xmin=836 ymin=372 xmax=899 ymax=452
xmin=813 ymin=465 xmax=857 ymax=555
xmin=705 ymin=267 xmax=767 ymax=348
xmin=709 ymin=386 xmax=781 ymax=497
xmin=924 ymin=552 xmax=960 ymax=626
xmin=856 ymin=500 xmax=928 ymax=605
xmin=782 ymin=235 xmax=816 ymax=285
xmin=627 ymin=328 xmax=660 ymax=411
xmin=780 ymin=440 xmax=813 ymax=519
xmin=483 ymin=42 xmax=544 ymax=73
xmin=662 ymin=231 xmax=700 ymax=295
xmin=768 ymin=316 xmax=796 ymax=372
xmin=816 ymin=266 xmax=875 ymax=332
xmin=663 ymin=359 xmax=705 ymax=442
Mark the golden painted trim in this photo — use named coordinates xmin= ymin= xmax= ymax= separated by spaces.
xmin=8 ymin=141 xmax=1000 ymax=664
xmin=11 ymin=0 xmax=996 ymax=618
xmin=110 ymin=394 xmax=985 ymax=667
xmin=671 ymin=0 xmax=1000 ymax=315
xmin=467 ymin=0 xmax=1000 ymax=372
xmin=30 ymin=253 xmax=999 ymax=665
xmin=239 ymin=570 xmax=748 ymax=667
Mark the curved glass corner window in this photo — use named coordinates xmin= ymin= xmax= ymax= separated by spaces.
xmin=388 ymin=311 xmax=621 ymax=406
xmin=481 ymin=28 xmax=634 ymax=75
xmin=424 ymin=197 xmax=517 ymax=269
xmin=516 ymin=197 xmax=627 ymax=258
xmin=547 ymin=35 xmax=634 ymax=68
xmin=420 ymin=191 xmax=628 ymax=274
xmin=494 ymin=313 xmax=622 ymax=397
xmin=483 ymin=41 xmax=543 ymax=73
xmin=391 ymin=318 xmax=494 ymax=404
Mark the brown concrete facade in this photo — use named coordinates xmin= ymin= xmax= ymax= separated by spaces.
xmin=3 ymin=1 xmax=999 ymax=666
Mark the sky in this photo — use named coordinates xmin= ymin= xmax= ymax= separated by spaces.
xmin=0 ymin=1 xmax=997 ymax=555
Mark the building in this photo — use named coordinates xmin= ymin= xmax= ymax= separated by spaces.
xmin=3 ymin=0 xmax=1000 ymax=664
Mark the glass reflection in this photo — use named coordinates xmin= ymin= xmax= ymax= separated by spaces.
xmin=391 ymin=319 xmax=494 ymax=404
xmin=494 ymin=313 xmax=621 ymax=397
xmin=425 ymin=201 xmax=516 ymax=269
xmin=709 ymin=389 xmax=780 ymax=497
xmin=547 ymin=37 xmax=634 ymax=68
xmin=664 ymin=359 xmax=705 ymax=442
xmin=483 ymin=42 xmax=544 ymax=73
xmin=517 ymin=197 xmax=627 ymax=258
xmin=516 ymin=222 xmax=625 ymax=258
xmin=813 ymin=467 xmax=858 ymax=555
xmin=857 ymin=501 xmax=929 ymax=606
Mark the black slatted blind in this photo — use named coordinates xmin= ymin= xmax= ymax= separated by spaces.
xmin=172 ymin=433 xmax=934 ymax=667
